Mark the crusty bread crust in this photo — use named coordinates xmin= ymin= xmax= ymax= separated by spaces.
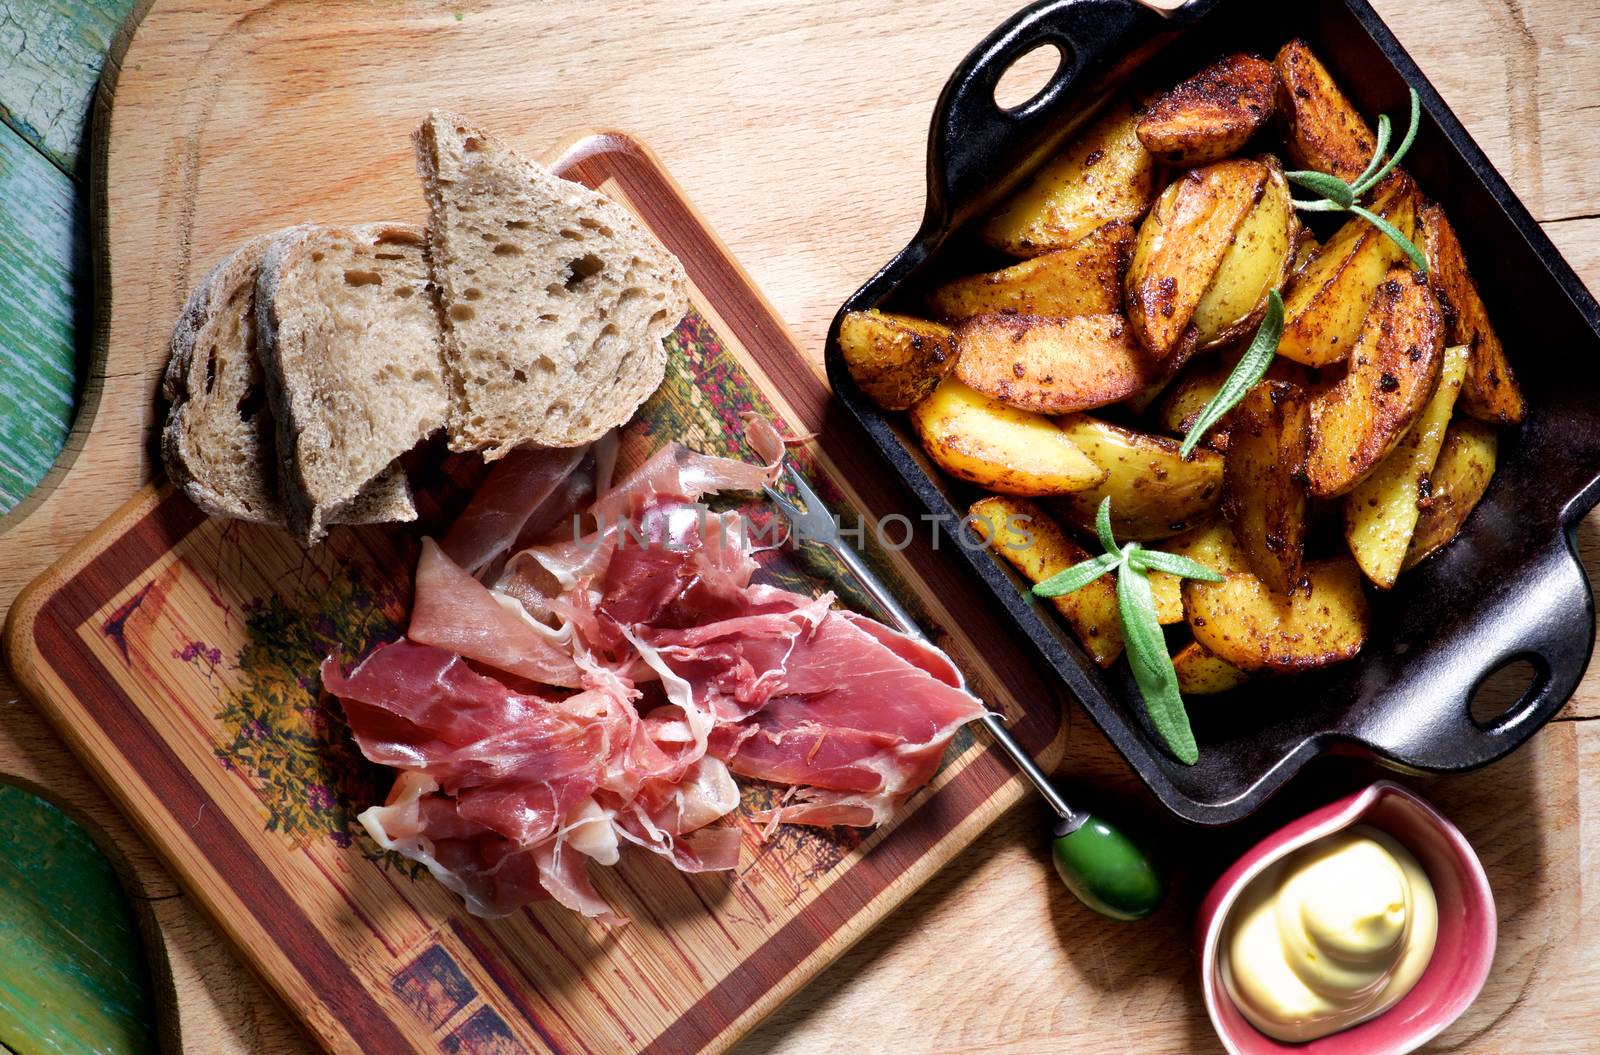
xmin=415 ymin=111 xmax=688 ymax=457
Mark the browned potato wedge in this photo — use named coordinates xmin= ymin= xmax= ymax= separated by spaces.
xmin=1306 ymin=267 xmax=1444 ymax=497
xmin=1223 ymin=380 xmax=1312 ymax=594
xmin=1136 ymin=54 xmax=1278 ymax=166
xmin=968 ymin=496 xmax=1124 ymax=666
xmin=1149 ymin=567 xmax=1185 ymax=625
xmin=1181 ymin=521 xmax=1370 ymax=672
xmin=1051 ymin=415 xmax=1225 ymax=540
xmin=1126 ymin=159 xmax=1268 ymax=364
xmin=1291 ymin=227 xmax=1319 ymax=275
xmin=1273 ymin=40 xmax=1376 ymax=184
xmin=910 ymin=377 xmax=1108 ymax=495
xmin=952 ymin=313 xmax=1158 ymax=414
xmin=1278 ymin=177 xmax=1420 ymax=367
xmin=1191 ymin=159 xmax=1297 ymax=349
xmin=838 ymin=310 xmax=957 ymax=411
xmin=1420 ymin=204 xmax=1526 ymax=425
xmin=1345 ymin=345 xmax=1469 ymax=588
xmin=984 ymin=99 xmax=1157 ymax=257
xmin=1403 ymin=417 xmax=1499 ymax=570
xmin=1172 ymin=641 xmax=1250 ymax=695
xmin=926 ymin=221 xmax=1133 ymax=319
xmin=1155 ymin=346 xmax=1311 ymax=450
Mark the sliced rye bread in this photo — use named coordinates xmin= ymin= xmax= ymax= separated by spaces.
xmin=255 ymin=222 xmax=448 ymax=544
xmin=162 ymin=233 xmax=414 ymax=527
xmin=414 ymin=111 xmax=688 ymax=457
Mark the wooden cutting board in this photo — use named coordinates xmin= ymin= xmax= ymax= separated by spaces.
xmin=5 ymin=128 xmax=1074 ymax=1054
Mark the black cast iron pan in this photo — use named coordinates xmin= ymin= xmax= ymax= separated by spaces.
xmin=825 ymin=0 xmax=1600 ymax=824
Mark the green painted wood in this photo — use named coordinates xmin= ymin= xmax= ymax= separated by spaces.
xmin=0 ymin=786 xmax=155 ymax=1055
xmin=0 ymin=118 xmax=82 ymax=514
xmin=0 ymin=0 xmax=135 ymax=174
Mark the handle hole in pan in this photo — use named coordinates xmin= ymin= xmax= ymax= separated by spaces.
xmin=1468 ymin=656 xmax=1543 ymax=730
xmin=992 ymin=42 xmax=1065 ymax=113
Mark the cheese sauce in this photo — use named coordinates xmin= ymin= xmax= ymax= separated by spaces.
xmin=1220 ymin=825 xmax=1438 ymax=1042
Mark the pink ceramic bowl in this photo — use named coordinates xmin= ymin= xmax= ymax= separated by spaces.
xmin=1197 ymin=782 xmax=1496 ymax=1055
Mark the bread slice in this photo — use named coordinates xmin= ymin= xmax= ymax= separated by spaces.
xmin=162 ymin=233 xmax=415 ymax=528
xmin=255 ymin=223 xmax=447 ymax=544
xmin=414 ymin=112 xmax=688 ymax=457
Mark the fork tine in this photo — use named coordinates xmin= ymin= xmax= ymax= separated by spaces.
xmin=780 ymin=459 xmax=831 ymax=518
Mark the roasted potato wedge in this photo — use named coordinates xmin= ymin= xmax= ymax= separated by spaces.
xmin=984 ymin=98 xmax=1157 ymax=257
xmin=926 ymin=221 xmax=1133 ymax=319
xmin=1148 ymin=567 xmax=1186 ymax=625
xmin=1181 ymin=521 xmax=1370 ymax=672
xmin=952 ymin=313 xmax=1159 ymax=414
xmin=1190 ymin=159 xmax=1296 ymax=349
xmin=911 ymin=377 xmax=1108 ymax=495
xmin=968 ymin=496 xmax=1124 ymax=666
xmin=1403 ymin=417 xmax=1499 ymax=570
xmin=1050 ymin=415 xmax=1225 ymax=540
xmin=1136 ymin=53 xmax=1278 ymax=166
xmin=1172 ymin=641 xmax=1250 ymax=695
xmin=1291 ymin=227 xmax=1320 ymax=275
xmin=1155 ymin=346 xmax=1310 ymax=449
xmin=1273 ymin=40 xmax=1376 ymax=184
xmin=1420 ymin=204 xmax=1526 ymax=425
xmin=1278 ymin=177 xmax=1420 ymax=367
xmin=1223 ymin=380 xmax=1312 ymax=594
xmin=1126 ymin=159 xmax=1268 ymax=363
xmin=1306 ymin=267 xmax=1444 ymax=497
xmin=838 ymin=310 xmax=957 ymax=411
xmin=1345 ymin=345 xmax=1469 ymax=588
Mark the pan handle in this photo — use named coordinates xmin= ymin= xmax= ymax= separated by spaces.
xmin=922 ymin=0 xmax=1213 ymax=227
xmin=1375 ymin=532 xmax=1594 ymax=769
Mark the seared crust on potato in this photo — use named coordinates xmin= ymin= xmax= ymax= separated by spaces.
xmin=1172 ymin=640 xmax=1250 ymax=695
xmin=1223 ymin=380 xmax=1311 ymax=594
xmin=910 ymin=377 xmax=1108 ymax=495
xmin=1345 ymin=344 xmax=1469 ymax=588
xmin=1278 ymin=176 xmax=1420 ymax=367
xmin=1273 ymin=39 xmax=1376 ymax=184
xmin=1127 ymin=159 xmax=1269 ymax=364
xmin=1180 ymin=522 xmax=1369 ymax=672
xmin=952 ymin=313 xmax=1159 ymax=414
xmin=1051 ymin=415 xmax=1225 ymax=540
xmin=926 ymin=221 xmax=1132 ymax=319
xmin=1157 ymin=345 xmax=1311 ymax=450
xmin=983 ymin=98 xmax=1157 ymax=257
xmin=1420 ymin=204 xmax=1525 ymax=425
xmin=1403 ymin=417 xmax=1498 ymax=570
xmin=1136 ymin=53 xmax=1279 ymax=166
xmin=1306 ymin=267 xmax=1444 ymax=497
xmin=838 ymin=310 xmax=957 ymax=411
xmin=968 ymin=496 xmax=1125 ymax=666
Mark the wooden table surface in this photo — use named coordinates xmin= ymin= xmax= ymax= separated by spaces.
xmin=0 ymin=1 xmax=1596 ymax=1053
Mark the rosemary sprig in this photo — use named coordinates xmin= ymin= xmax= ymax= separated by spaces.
xmin=1285 ymin=87 xmax=1427 ymax=272
xmin=1033 ymin=497 xmax=1222 ymax=765
xmin=1178 ymin=289 xmax=1285 ymax=458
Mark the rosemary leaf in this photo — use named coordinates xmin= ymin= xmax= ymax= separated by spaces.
xmin=1033 ymin=551 xmax=1123 ymax=598
xmin=1351 ymin=112 xmax=1394 ymax=190
xmin=1116 ymin=554 xmax=1199 ymax=765
xmin=1353 ymin=89 xmax=1420 ymax=196
xmin=1094 ymin=496 xmax=1119 ymax=556
xmin=1130 ymin=549 xmax=1225 ymax=583
xmin=1285 ymin=170 xmax=1354 ymax=208
xmin=1350 ymin=205 xmax=1428 ymax=273
xmin=1179 ymin=290 xmax=1285 ymax=458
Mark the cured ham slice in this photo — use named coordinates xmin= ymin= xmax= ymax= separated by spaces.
xmin=408 ymin=538 xmax=584 ymax=687
xmin=325 ymin=422 xmax=986 ymax=923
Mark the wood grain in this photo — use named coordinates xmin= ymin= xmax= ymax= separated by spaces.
xmin=0 ymin=1 xmax=1595 ymax=1053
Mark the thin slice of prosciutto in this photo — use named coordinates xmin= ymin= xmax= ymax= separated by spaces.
xmin=325 ymin=422 xmax=985 ymax=922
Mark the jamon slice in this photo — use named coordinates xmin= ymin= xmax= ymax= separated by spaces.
xmin=407 ymin=538 xmax=584 ymax=688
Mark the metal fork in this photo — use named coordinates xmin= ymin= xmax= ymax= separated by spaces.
xmin=762 ymin=454 xmax=1163 ymax=919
